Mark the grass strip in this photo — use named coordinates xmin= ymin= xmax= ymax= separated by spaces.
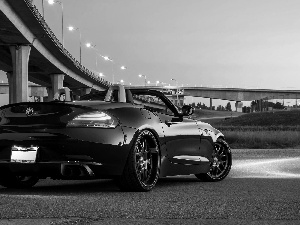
xmin=223 ymin=130 xmax=300 ymax=149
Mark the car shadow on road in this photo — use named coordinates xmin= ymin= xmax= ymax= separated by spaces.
xmin=0 ymin=179 xmax=120 ymax=194
xmin=0 ymin=176 xmax=204 ymax=194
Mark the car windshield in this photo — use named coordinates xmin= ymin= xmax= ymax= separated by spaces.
xmin=79 ymin=88 xmax=180 ymax=115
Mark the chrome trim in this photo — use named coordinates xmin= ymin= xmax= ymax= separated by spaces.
xmin=82 ymin=164 xmax=95 ymax=177
xmin=173 ymin=155 xmax=209 ymax=162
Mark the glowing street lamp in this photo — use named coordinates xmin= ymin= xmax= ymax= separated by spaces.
xmin=68 ymin=26 xmax=82 ymax=63
xmin=103 ymin=56 xmax=113 ymax=61
xmin=86 ymin=42 xmax=96 ymax=48
xmin=48 ymin=0 xmax=64 ymax=46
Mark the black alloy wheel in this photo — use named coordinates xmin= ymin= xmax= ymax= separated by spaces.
xmin=0 ymin=175 xmax=39 ymax=188
xmin=117 ymin=130 xmax=160 ymax=191
xmin=195 ymin=138 xmax=232 ymax=181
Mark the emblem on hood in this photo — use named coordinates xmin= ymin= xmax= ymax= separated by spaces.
xmin=25 ymin=107 xmax=34 ymax=117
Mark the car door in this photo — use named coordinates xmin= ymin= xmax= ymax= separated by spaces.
xmin=130 ymin=89 xmax=207 ymax=165
xmin=154 ymin=110 xmax=203 ymax=165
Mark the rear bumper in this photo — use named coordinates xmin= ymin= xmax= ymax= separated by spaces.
xmin=0 ymin=161 xmax=117 ymax=179
xmin=0 ymin=126 xmax=137 ymax=177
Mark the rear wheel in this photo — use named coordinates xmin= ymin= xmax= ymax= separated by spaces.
xmin=117 ymin=130 xmax=160 ymax=191
xmin=195 ymin=138 xmax=231 ymax=181
xmin=0 ymin=175 xmax=39 ymax=188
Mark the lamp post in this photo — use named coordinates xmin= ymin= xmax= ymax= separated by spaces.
xmin=99 ymin=55 xmax=126 ymax=84
xmin=102 ymin=56 xmax=114 ymax=83
xmin=85 ymin=44 xmax=126 ymax=83
xmin=86 ymin=42 xmax=99 ymax=71
xmin=42 ymin=0 xmax=45 ymax=17
xmin=139 ymin=74 xmax=147 ymax=86
xmin=171 ymin=78 xmax=179 ymax=106
xmin=48 ymin=0 xmax=64 ymax=46
xmin=68 ymin=26 xmax=82 ymax=63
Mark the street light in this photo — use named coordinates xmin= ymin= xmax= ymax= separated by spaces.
xmin=86 ymin=42 xmax=100 ymax=72
xmin=139 ymin=74 xmax=147 ymax=86
xmin=86 ymin=42 xmax=95 ymax=48
xmin=119 ymin=79 xmax=124 ymax=84
xmin=85 ymin=44 xmax=126 ymax=83
xmin=68 ymin=26 xmax=82 ymax=63
xmin=102 ymin=56 xmax=115 ymax=83
xmin=42 ymin=0 xmax=45 ymax=17
xmin=103 ymin=55 xmax=113 ymax=61
xmin=48 ymin=0 xmax=64 ymax=46
xmin=171 ymin=78 xmax=179 ymax=106
xmin=102 ymin=58 xmax=126 ymax=84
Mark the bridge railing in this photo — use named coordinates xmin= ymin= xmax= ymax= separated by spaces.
xmin=23 ymin=0 xmax=111 ymax=88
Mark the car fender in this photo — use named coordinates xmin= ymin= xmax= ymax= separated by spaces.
xmin=197 ymin=121 xmax=224 ymax=143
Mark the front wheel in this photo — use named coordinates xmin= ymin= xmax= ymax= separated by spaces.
xmin=195 ymin=138 xmax=232 ymax=181
xmin=116 ymin=130 xmax=160 ymax=191
xmin=0 ymin=175 xmax=39 ymax=188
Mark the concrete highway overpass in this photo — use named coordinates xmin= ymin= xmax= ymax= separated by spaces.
xmin=182 ymin=87 xmax=300 ymax=101
xmin=130 ymin=86 xmax=300 ymax=100
xmin=129 ymin=85 xmax=300 ymax=111
xmin=0 ymin=0 xmax=110 ymax=103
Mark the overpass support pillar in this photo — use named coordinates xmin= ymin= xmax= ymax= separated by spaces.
xmin=80 ymin=88 xmax=92 ymax=95
xmin=9 ymin=45 xmax=31 ymax=103
xmin=47 ymin=74 xmax=65 ymax=101
xmin=235 ymin=101 xmax=243 ymax=112
xmin=210 ymin=98 xmax=212 ymax=110
xmin=6 ymin=72 xmax=14 ymax=104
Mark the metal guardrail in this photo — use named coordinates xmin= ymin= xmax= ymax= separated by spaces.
xmin=23 ymin=0 xmax=112 ymax=88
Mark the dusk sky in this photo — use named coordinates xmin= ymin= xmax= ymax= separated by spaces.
xmin=1 ymin=0 xmax=300 ymax=105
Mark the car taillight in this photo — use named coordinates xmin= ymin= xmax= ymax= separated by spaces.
xmin=67 ymin=111 xmax=118 ymax=128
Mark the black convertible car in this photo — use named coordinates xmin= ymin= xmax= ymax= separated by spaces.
xmin=0 ymin=85 xmax=231 ymax=191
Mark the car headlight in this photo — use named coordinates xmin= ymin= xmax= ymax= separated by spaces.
xmin=67 ymin=111 xmax=118 ymax=128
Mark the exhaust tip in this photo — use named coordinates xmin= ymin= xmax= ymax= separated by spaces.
xmin=61 ymin=164 xmax=95 ymax=178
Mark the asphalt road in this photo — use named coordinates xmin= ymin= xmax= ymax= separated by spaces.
xmin=0 ymin=149 xmax=300 ymax=225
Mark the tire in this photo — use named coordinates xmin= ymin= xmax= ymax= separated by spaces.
xmin=195 ymin=138 xmax=232 ymax=182
xmin=0 ymin=175 xmax=39 ymax=188
xmin=117 ymin=130 xmax=160 ymax=191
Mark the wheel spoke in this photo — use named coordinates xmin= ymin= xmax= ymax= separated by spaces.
xmin=130 ymin=131 xmax=159 ymax=189
xmin=208 ymin=142 xmax=230 ymax=178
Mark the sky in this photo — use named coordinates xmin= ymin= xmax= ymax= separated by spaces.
xmin=1 ymin=0 xmax=300 ymax=106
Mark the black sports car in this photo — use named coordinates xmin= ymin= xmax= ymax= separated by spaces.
xmin=0 ymin=85 xmax=231 ymax=191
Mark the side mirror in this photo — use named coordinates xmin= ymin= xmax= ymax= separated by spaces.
xmin=181 ymin=105 xmax=194 ymax=116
